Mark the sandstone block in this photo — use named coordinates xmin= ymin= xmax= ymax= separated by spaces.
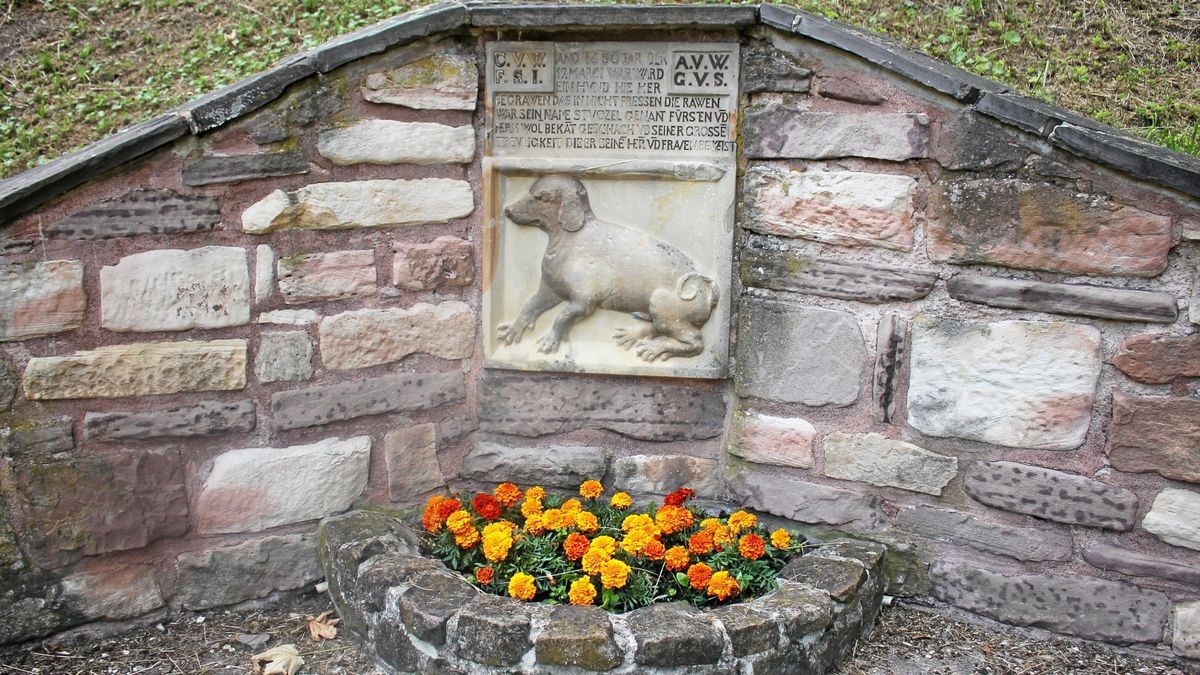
xmin=453 ymin=594 xmax=532 ymax=666
xmin=0 ymin=416 xmax=74 ymax=456
xmin=745 ymin=165 xmax=918 ymax=250
xmin=257 ymin=309 xmax=319 ymax=325
xmin=823 ymin=432 xmax=957 ymax=496
xmin=819 ymin=76 xmax=884 ymax=105
xmin=947 ymin=274 xmax=1177 ymax=323
xmin=1112 ymin=333 xmax=1200 ymax=384
xmin=963 ymin=461 xmax=1138 ymax=530
xmin=478 ymin=372 xmax=724 ymax=441
xmin=752 ymin=582 xmax=833 ymax=640
xmin=175 ymin=534 xmax=322 ymax=610
xmin=612 ymin=454 xmax=720 ymax=499
xmin=23 ymin=340 xmax=247 ymax=400
xmin=0 ymin=358 xmax=16 ymax=412
xmin=45 ymin=189 xmax=219 ymax=240
xmin=60 ymin=566 xmax=163 ymax=620
xmin=1106 ymin=391 xmax=1200 ymax=484
xmin=1082 ymin=543 xmax=1200 ymax=586
xmin=627 ymin=603 xmax=722 ymax=667
xmin=255 ymin=244 xmax=275 ymax=304
xmin=729 ymin=410 xmax=815 ymax=469
xmin=930 ymin=561 xmax=1169 ymax=644
xmin=780 ymin=556 xmax=864 ymax=603
xmin=384 ymin=424 xmax=444 ymax=502
xmin=710 ymin=604 xmax=778 ymax=656
xmin=0 ymin=259 xmax=85 ymax=341
xmin=908 ymin=316 xmax=1101 ymax=450
xmin=933 ymin=111 xmax=1029 ymax=170
xmin=181 ymin=151 xmax=309 ymax=186
xmin=728 ymin=467 xmax=882 ymax=530
xmin=242 ymin=179 xmax=474 ymax=233
xmin=1191 ymin=267 xmax=1199 ymax=326
xmin=277 ymin=250 xmax=377 ymax=305
xmin=195 ymin=436 xmax=370 ymax=534
xmin=535 ymin=605 xmax=623 ymax=671
xmin=740 ymin=235 xmax=936 ymax=302
xmin=393 ymin=236 xmax=474 ymax=291
xmin=745 ymin=107 xmax=931 ymax=161
xmin=927 ymin=178 xmax=1172 ymax=277
xmin=84 ymin=399 xmax=256 ymax=440
xmin=461 ymin=442 xmax=607 ymax=489
xmin=1141 ymin=489 xmax=1200 ymax=551
xmin=743 ymin=46 xmax=811 ymax=94
xmin=898 ymin=505 xmax=1072 ymax=562
xmin=1175 ymin=601 xmax=1200 ymax=659
xmin=255 ymin=331 xmax=313 ymax=383
xmin=318 ymin=303 xmax=474 ymax=370
xmin=318 ymin=120 xmax=475 ymax=165
xmin=362 ymin=52 xmax=478 ymax=110
xmin=735 ymin=296 xmax=865 ymax=406
xmin=100 ymin=246 xmax=251 ymax=331
xmin=271 ymin=371 xmax=463 ymax=430
xmin=398 ymin=570 xmax=477 ymax=645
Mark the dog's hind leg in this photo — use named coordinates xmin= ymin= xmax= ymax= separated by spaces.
xmin=634 ymin=322 xmax=703 ymax=362
xmin=498 ymin=281 xmax=562 ymax=345
xmin=537 ymin=300 xmax=595 ymax=353
xmin=613 ymin=316 xmax=655 ymax=350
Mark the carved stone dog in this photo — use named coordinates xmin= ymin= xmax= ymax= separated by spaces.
xmin=497 ymin=174 xmax=719 ymax=362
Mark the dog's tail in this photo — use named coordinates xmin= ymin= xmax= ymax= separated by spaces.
xmin=676 ymin=273 xmax=719 ymax=314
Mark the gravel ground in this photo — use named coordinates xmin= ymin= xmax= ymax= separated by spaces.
xmin=0 ymin=594 xmax=1195 ymax=674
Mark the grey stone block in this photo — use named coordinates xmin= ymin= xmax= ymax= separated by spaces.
xmin=627 ymin=603 xmax=723 ymax=668
xmin=743 ymin=45 xmax=811 ymax=94
xmin=178 ymin=54 xmax=317 ymax=134
xmin=182 ymin=151 xmax=309 ymax=186
xmin=872 ymin=313 xmax=907 ymax=424
xmin=271 ymin=371 xmax=464 ymax=430
xmin=44 ymin=189 xmax=220 ymax=240
xmin=711 ymin=604 xmax=778 ymax=657
xmin=729 ymin=467 xmax=883 ymax=530
xmin=753 ymin=582 xmax=834 ymax=640
xmin=461 ymin=441 xmax=607 ymax=489
xmin=745 ymin=107 xmax=930 ymax=161
xmin=255 ymin=331 xmax=314 ymax=384
xmin=312 ymin=3 xmax=470 ymax=73
xmin=84 ymin=400 xmax=255 ymax=440
xmin=453 ymin=594 xmax=533 ymax=666
xmin=175 ymin=534 xmax=321 ymax=610
xmin=933 ymin=110 xmax=1030 ymax=170
xmin=1049 ymin=122 xmax=1200 ymax=199
xmin=975 ymin=91 xmax=1112 ymax=136
xmin=947 ymin=274 xmax=1177 ymax=323
xmin=0 ymin=417 xmax=74 ymax=457
xmin=371 ymin=617 xmax=420 ymax=672
xmin=400 ymin=570 xmax=478 ymax=646
xmin=780 ymin=556 xmax=865 ymax=602
xmin=963 ymin=461 xmax=1138 ymax=531
xmin=535 ymin=605 xmax=623 ymax=671
xmin=1083 ymin=543 xmax=1200 ymax=586
xmin=898 ymin=505 xmax=1073 ymax=562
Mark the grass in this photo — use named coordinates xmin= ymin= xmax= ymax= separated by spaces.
xmin=0 ymin=0 xmax=1197 ymax=180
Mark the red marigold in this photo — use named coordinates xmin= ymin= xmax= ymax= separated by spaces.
xmin=687 ymin=562 xmax=713 ymax=590
xmin=494 ymin=483 xmax=522 ymax=508
xmin=472 ymin=493 xmax=502 ymax=520
xmin=663 ymin=487 xmax=696 ymax=507
xmin=475 ymin=566 xmax=495 ymax=585
xmin=563 ymin=532 xmax=590 ymax=561
xmin=738 ymin=533 xmax=766 ymax=560
xmin=436 ymin=497 xmax=461 ymax=523
xmin=688 ymin=529 xmax=715 ymax=556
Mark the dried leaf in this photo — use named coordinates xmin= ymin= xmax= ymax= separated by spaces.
xmin=306 ymin=611 xmax=340 ymax=641
xmin=237 ymin=632 xmax=271 ymax=648
xmin=252 ymin=644 xmax=304 ymax=675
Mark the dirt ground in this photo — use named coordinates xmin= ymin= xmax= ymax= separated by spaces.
xmin=0 ymin=593 xmax=1195 ymax=674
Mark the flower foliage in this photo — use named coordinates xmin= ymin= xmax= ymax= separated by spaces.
xmin=421 ymin=481 xmax=806 ymax=612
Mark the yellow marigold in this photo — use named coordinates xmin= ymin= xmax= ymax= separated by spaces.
xmin=563 ymin=532 xmax=590 ymax=561
xmin=654 ymin=504 xmax=694 ymax=535
xmin=600 ymin=558 xmax=631 ymax=589
xmin=610 ymin=492 xmax=633 ymax=509
xmin=700 ymin=517 xmax=722 ymax=530
xmin=454 ymin=525 xmax=479 ymax=549
xmin=526 ymin=486 xmax=547 ymax=502
xmin=579 ymin=480 xmax=604 ymax=500
xmin=770 ymin=528 xmax=792 ymax=550
xmin=575 ymin=511 xmax=599 ymax=533
xmin=561 ymin=499 xmax=583 ymax=516
xmin=495 ymin=483 xmax=522 ymax=508
xmin=739 ymin=533 xmax=766 ymax=561
xmin=643 ymin=538 xmax=666 ymax=561
xmin=568 ymin=576 xmax=597 ymax=606
xmin=521 ymin=496 xmax=544 ymax=519
xmin=508 ymin=572 xmax=536 ymax=601
xmin=664 ymin=546 xmax=690 ymax=572
xmin=622 ymin=513 xmax=657 ymax=534
xmin=446 ymin=509 xmax=473 ymax=535
xmin=620 ymin=527 xmax=656 ymax=556
xmin=707 ymin=570 xmax=740 ymax=601
xmin=482 ymin=523 xmax=514 ymax=563
xmin=712 ymin=525 xmax=733 ymax=551
xmin=582 ymin=547 xmax=611 ymax=576
xmin=727 ymin=510 xmax=757 ymax=536
xmin=687 ymin=562 xmax=713 ymax=590
xmin=525 ymin=512 xmax=547 ymax=535
xmin=590 ymin=535 xmax=618 ymax=556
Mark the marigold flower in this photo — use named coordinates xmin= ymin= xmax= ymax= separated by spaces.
xmin=622 ymin=513 xmax=656 ymax=533
xmin=687 ymin=562 xmax=713 ymax=590
xmin=621 ymin=527 xmax=656 ymax=556
xmin=712 ymin=524 xmax=733 ymax=551
xmin=542 ymin=508 xmax=570 ymax=530
xmin=575 ymin=511 xmax=599 ymax=533
xmin=494 ymin=482 xmax=522 ymax=507
xmin=590 ymin=536 xmax=618 ymax=556
xmin=582 ymin=548 xmax=611 ymax=576
xmin=600 ymin=558 xmax=631 ymax=589
xmin=475 ymin=566 xmax=494 ymax=585
xmin=569 ymin=576 xmax=597 ymax=606
xmin=525 ymin=512 xmax=547 ymax=535
xmin=521 ymin=496 xmax=544 ymax=519
xmin=664 ymin=546 xmax=690 ymax=572
xmin=561 ymin=498 xmax=583 ymax=516
xmin=688 ymin=529 xmax=715 ymax=556
xmin=706 ymin=570 xmax=740 ymax=601
xmin=700 ymin=517 xmax=721 ymax=530
xmin=454 ymin=525 xmax=479 ymax=549
xmin=526 ymin=486 xmax=547 ymax=502
xmin=563 ymin=532 xmax=590 ymax=560
xmin=472 ymin=493 xmax=502 ymax=520
xmin=727 ymin=510 xmax=757 ymax=536
xmin=446 ymin=509 xmax=473 ymax=535
xmin=579 ymin=479 xmax=604 ymax=499
xmin=643 ymin=538 xmax=666 ymax=561
xmin=654 ymin=504 xmax=694 ymax=535
xmin=770 ymin=528 xmax=792 ymax=550
xmin=482 ymin=522 xmax=514 ymax=563
xmin=663 ymin=487 xmax=695 ymax=507
xmin=422 ymin=495 xmax=447 ymax=533
xmin=508 ymin=572 xmax=536 ymax=601
xmin=610 ymin=492 xmax=633 ymax=509
xmin=739 ymin=533 xmax=766 ymax=560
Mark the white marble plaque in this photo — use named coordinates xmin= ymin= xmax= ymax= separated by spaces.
xmin=483 ymin=41 xmax=738 ymax=379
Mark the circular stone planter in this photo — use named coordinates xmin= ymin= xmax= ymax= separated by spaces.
xmin=317 ymin=510 xmax=886 ymax=674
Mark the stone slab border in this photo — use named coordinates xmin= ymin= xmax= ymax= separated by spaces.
xmin=318 ymin=510 xmax=887 ymax=674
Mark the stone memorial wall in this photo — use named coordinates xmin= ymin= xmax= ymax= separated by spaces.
xmin=0 ymin=1 xmax=1198 ymax=663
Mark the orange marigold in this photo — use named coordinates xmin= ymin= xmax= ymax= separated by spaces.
xmin=475 ymin=566 xmax=494 ymax=585
xmin=563 ymin=532 xmax=590 ymax=561
xmin=663 ymin=487 xmax=695 ymax=506
xmin=706 ymin=570 xmax=740 ymax=601
xmin=569 ymin=576 xmax=597 ymax=606
xmin=521 ymin=496 xmax=543 ymax=519
xmin=654 ymin=504 xmax=694 ymax=535
xmin=610 ymin=492 xmax=633 ymax=509
xmin=621 ymin=527 xmax=656 ymax=556
xmin=688 ymin=529 xmax=715 ymax=556
xmin=561 ymin=498 xmax=583 ymax=516
xmin=454 ymin=525 xmax=479 ymax=549
xmin=579 ymin=480 xmax=604 ymax=499
xmin=643 ymin=538 xmax=666 ymax=561
xmin=727 ymin=510 xmax=757 ymax=535
xmin=526 ymin=486 xmax=547 ymax=502
xmin=739 ymin=533 xmax=766 ymax=560
xmin=494 ymin=482 xmax=522 ymax=508
xmin=575 ymin=511 xmax=599 ymax=533
xmin=664 ymin=546 xmax=690 ymax=572
xmin=446 ymin=509 xmax=473 ymax=535
xmin=712 ymin=524 xmax=733 ymax=551
xmin=581 ymin=548 xmax=611 ymax=576
xmin=687 ymin=562 xmax=713 ymax=590
xmin=525 ymin=512 xmax=547 ymax=535
xmin=422 ymin=495 xmax=447 ymax=533
xmin=770 ymin=528 xmax=792 ymax=550
xmin=600 ymin=558 xmax=631 ymax=589
xmin=508 ymin=572 xmax=536 ymax=601
xmin=542 ymin=508 xmax=570 ymax=530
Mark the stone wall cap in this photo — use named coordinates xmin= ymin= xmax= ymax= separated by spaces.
xmin=1050 ymin=123 xmax=1200 ymax=198
xmin=469 ymin=2 xmax=758 ymax=28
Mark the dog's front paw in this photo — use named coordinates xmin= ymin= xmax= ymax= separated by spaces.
xmin=612 ymin=327 xmax=637 ymax=350
xmin=496 ymin=321 xmax=528 ymax=345
xmin=536 ymin=333 xmax=562 ymax=354
xmin=635 ymin=339 xmax=674 ymax=363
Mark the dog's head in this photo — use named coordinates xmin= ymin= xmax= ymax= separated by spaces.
xmin=504 ymin=174 xmax=591 ymax=233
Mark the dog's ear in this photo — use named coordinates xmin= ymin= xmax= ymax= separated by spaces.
xmin=557 ymin=183 xmax=587 ymax=232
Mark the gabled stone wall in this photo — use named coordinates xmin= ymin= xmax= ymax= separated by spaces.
xmin=0 ymin=2 xmax=1197 ymax=661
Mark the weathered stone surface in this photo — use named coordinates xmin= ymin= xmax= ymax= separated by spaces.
xmin=372 ymin=617 xmax=421 ymax=672
xmin=271 ymin=371 xmax=463 ymax=430
xmin=0 ymin=498 xmax=22 ymax=572
xmin=23 ymin=339 xmax=247 ymax=400
xmin=277 ymin=250 xmax=377 ymax=305
xmin=780 ymin=556 xmax=865 ymax=602
xmin=356 ymin=553 xmax=441 ymax=613
xmin=743 ymin=45 xmax=811 ymax=93
xmin=535 ymin=605 xmax=623 ymax=671
xmin=0 ymin=259 xmax=85 ymax=341
xmin=1191 ymin=267 xmax=1199 ymax=325
xmin=823 ymin=432 xmax=958 ymax=496
xmin=627 ymin=602 xmax=722 ymax=667
xmin=1106 ymin=391 xmax=1200 ymax=484
xmin=899 ymin=505 xmax=1073 ymax=562
xmin=729 ymin=468 xmax=883 ymax=530
xmin=461 ymin=442 xmax=606 ymax=489
xmin=947 ymin=274 xmax=1178 ymax=323
xmin=181 ymin=151 xmax=309 ymax=186
xmin=100 ymin=246 xmax=251 ymax=331
xmin=399 ymin=570 xmax=477 ymax=645
xmin=454 ymin=594 xmax=532 ymax=666
xmin=254 ymin=331 xmax=313 ymax=383
xmin=819 ymin=76 xmax=884 ymax=105
xmin=12 ymin=446 xmax=187 ymax=568
xmin=393 ymin=236 xmax=474 ymax=291
xmin=873 ymin=313 xmax=907 ymax=424
xmin=1176 ymin=601 xmax=1200 ymax=659
xmin=1112 ymin=334 xmax=1200 ymax=384
xmin=1083 ymin=543 xmax=1200 ymax=586
xmin=362 ymin=52 xmax=478 ymax=110
xmin=384 ymin=424 xmax=444 ymax=502
xmin=963 ymin=461 xmax=1138 ymax=530
xmin=1047 ymin=122 xmax=1200 ymax=200
xmin=319 ymin=303 xmax=474 ymax=370
xmin=753 ymin=582 xmax=834 ymax=640
xmin=195 ymin=436 xmax=370 ymax=534
xmin=258 ymin=309 xmax=319 ymax=325
xmin=933 ymin=111 xmax=1029 ymax=170
xmin=255 ymin=244 xmax=274 ymax=304
xmin=927 ymin=179 xmax=1173 ymax=277
xmin=740 ymin=235 xmax=936 ymax=301
xmin=44 ymin=189 xmax=220 ymax=240
xmin=711 ymin=604 xmax=778 ymax=656
xmin=612 ymin=454 xmax=720 ymax=499
xmin=175 ymin=534 xmax=321 ymax=610
xmin=478 ymin=372 xmax=724 ymax=441
xmin=0 ymin=358 xmax=17 ymax=412
xmin=908 ymin=317 xmax=1101 ymax=450
xmin=745 ymin=165 xmax=918 ymax=251
xmin=60 ymin=566 xmax=163 ymax=620
xmin=745 ymin=106 xmax=931 ymax=161
xmin=1142 ymin=489 xmax=1200 ymax=551
xmin=242 ymin=179 xmax=474 ymax=233
xmin=729 ymin=410 xmax=815 ymax=469
xmin=0 ymin=416 xmax=74 ymax=456
xmin=735 ymin=296 xmax=866 ymax=406
xmin=930 ymin=561 xmax=1170 ymax=644
xmin=318 ymin=120 xmax=474 ymax=165
xmin=317 ymin=510 xmax=421 ymax=634
xmin=84 ymin=399 xmax=256 ymax=440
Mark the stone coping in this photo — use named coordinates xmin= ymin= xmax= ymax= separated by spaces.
xmin=317 ymin=510 xmax=886 ymax=674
